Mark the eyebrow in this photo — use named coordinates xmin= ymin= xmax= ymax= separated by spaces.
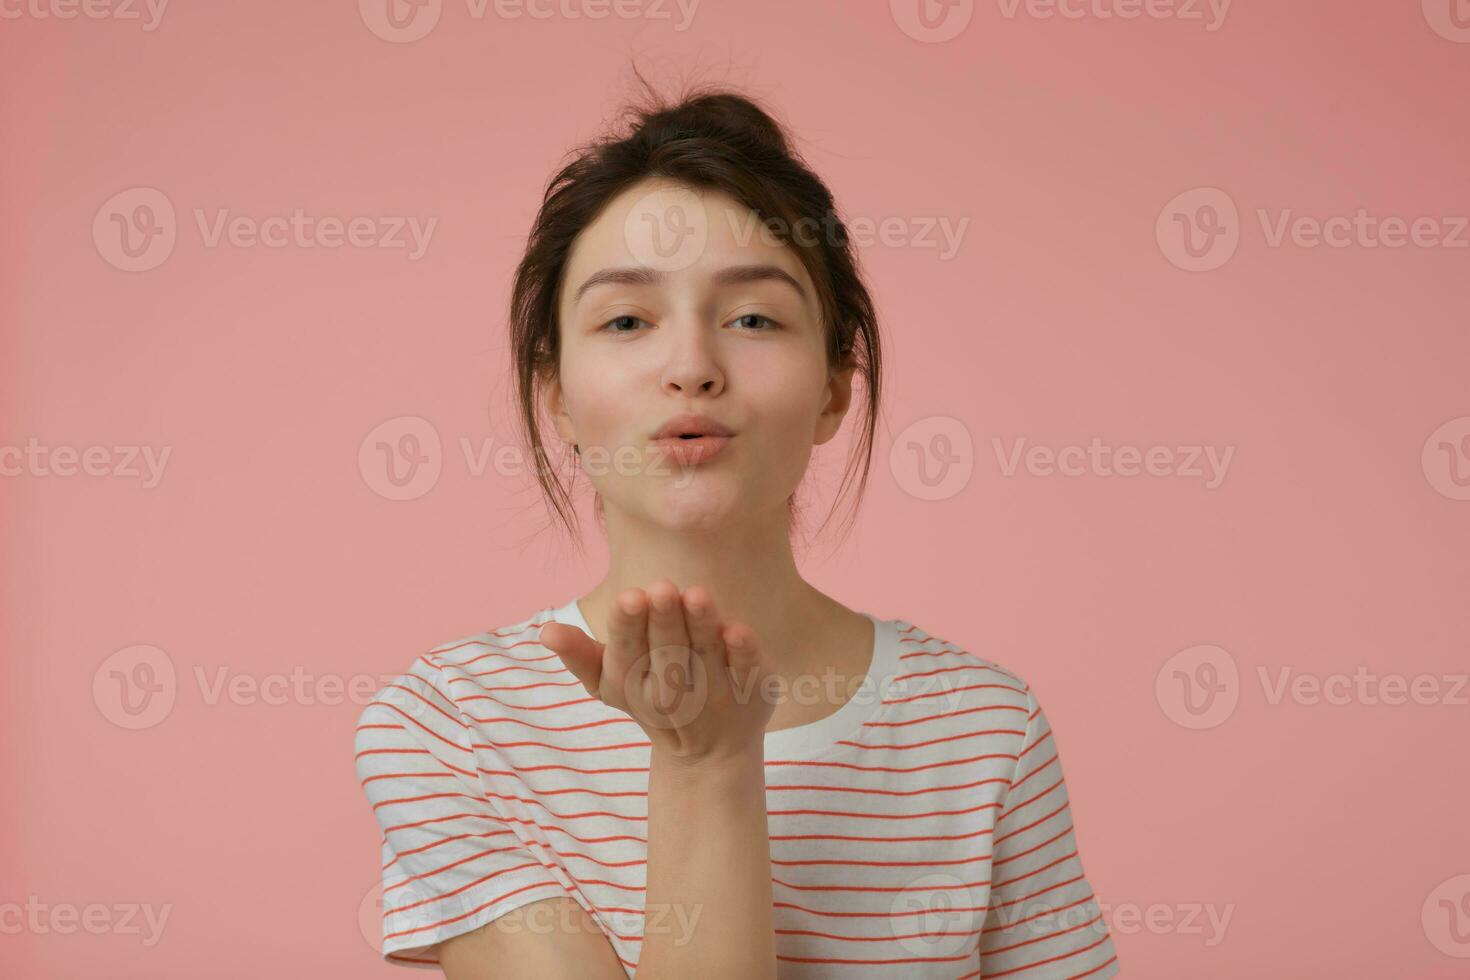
xmin=571 ymin=263 xmax=809 ymax=307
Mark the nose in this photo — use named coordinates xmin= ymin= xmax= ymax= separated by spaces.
xmin=659 ymin=318 xmax=725 ymax=396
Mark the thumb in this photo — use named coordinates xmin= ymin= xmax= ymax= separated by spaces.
xmin=539 ymin=622 xmax=604 ymax=697
xmin=722 ymin=623 xmax=771 ymax=695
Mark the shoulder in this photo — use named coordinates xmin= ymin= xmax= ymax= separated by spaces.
xmin=877 ymin=614 xmax=1045 ymax=739
xmin=885 ymin=615 xmax=1034 ymax=699
xmin=353 ymin=605 xmax=560 ymax=743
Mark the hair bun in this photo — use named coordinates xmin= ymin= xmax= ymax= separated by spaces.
xmin=647 ymin=92 xmax=792 ymax=155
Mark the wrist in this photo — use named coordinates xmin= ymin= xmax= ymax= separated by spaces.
xmin=649 ymin=742 xmax=765 ymax=782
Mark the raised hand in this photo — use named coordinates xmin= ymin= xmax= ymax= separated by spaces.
xmin=540 ymin=580 xmax=777 ymax=765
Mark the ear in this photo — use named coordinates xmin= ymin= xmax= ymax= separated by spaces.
xmin=814 ymin=359 xmax=858 ymax=447
xmin=543 ymin=374 xmax=577 ymax=445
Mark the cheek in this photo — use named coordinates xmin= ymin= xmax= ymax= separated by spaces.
xmin=559 ymin=359 xmax=634 ymax=445
xmin=744 ymin=358 xmax=827 ymax=448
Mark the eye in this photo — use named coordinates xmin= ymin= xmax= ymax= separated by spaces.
xmin=728 ymin=313 xmax=778 ymax=331
xmin=599 ymin=315 xmax=648 ymax=334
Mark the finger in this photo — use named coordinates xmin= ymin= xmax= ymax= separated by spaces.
xmin=645 ymin=579 xmax=691 ymax=714
xmin=538 ymin=622 xmax=604 ymax=698
xmin=722 ymin=622 xmax=775 ymax=715
xmin=602 ymin=588 xmax=650 ymax=712
xmin=680 ymin=585 xmax=729 ymax=678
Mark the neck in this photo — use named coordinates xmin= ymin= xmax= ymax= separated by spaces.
xmin=577 ymin=501 xmax=825 ymax=671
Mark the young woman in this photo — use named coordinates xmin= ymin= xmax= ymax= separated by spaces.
xmin=354 ymin=82 xmax=1120 ymax=979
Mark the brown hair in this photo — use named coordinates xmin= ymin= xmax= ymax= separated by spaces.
xmin=509 ymin=74 xmax=883 ymax=553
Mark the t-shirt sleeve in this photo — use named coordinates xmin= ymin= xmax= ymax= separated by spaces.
xmin=354 ymin=658 xmax=569 ymax=967
xmin=978 ymin=686 xmax=1121 ymax=978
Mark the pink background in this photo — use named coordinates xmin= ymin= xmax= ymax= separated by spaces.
xmin=3 ymin=1 xmax=1468 ymax=977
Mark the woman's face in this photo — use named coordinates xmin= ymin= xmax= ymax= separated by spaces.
xmin=547 ymin=177 xmax=855 ymax=533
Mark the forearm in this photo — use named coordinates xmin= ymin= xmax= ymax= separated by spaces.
xmin=634 ymin=748 xmax=777 ymax=980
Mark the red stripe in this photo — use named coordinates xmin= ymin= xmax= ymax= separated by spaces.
xmin=882 ymin=682 xmax=1028 ymax=707
xmin=765 ymin=751 xmax=1021 ymax=774
xmin=382 ymin=829 xmax=517 ymax=871
xmin=478 ymin=738 xmax=653 ymax=753
xmin=768 ymin=799 xmax=1001 ymax=821
xmin=470 ymin=677 xmax=584 ymax=693
xmin=384 ymin=842 xmax=537 ymax=895
xmin=864 ymin=704 xmax=1026 ymax=729
xmin=773 ymin=854 xmax=991 ymax=868
xmin=983 ymin=911 xmax=1106 ymax=957
xmin=448 ymin=662 xmax=568 ymax=679
xmin=358 ymin=702 xmax=470 ymax=755
xmin=995 ymin=801 xmax=1070 ymax=846
xmin=772 ymin=875 xmax=992 ymax=893
xmin=764 ymin=775 xmax=1009 ymax=798
xmin=773 ymin=899 xmax=989 ymax=919
xmin=777 ymin=946 xmax=979 ymax=965
xmin=466 ymin=714 xmax=637 ymax=733
xmin=899 ymin=646 xmax=972 ymax=660
xmin=436 ymin=642 xmax=563 ymax=669
xmin=991 ymin=824 xmax=1074 ymax=869
xmin=893 ymin=664 xmax=1019 ymax=684
xmin=1067 ymin=953 xmax=1119 ymax=978
xmin=991 ymin=852 xmax=1080 ymax=893
xmin=381 ymin=809 xmax=501 ymax=836
xmin=987 ymin=873 xmax=1088 ymax=913
xmin=981 ymin=893 xmax=1097 ymax=936
xmin=980 ymin=929 xmax=1113 ymax=977
xmin=840 ymin=727 xmax=1027 ymax=752
xmin=383 ymin=879 xmax=562 ymax=942
xmin=770 ymin=826 xmax=995 ymax=844
xmin=999 ymin=775 xmax=1065 ymax=822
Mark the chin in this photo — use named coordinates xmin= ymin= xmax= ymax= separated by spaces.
xmin=647 ymin=485 xmax=744 ymax=529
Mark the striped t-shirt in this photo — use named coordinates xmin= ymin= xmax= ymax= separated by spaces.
xmin=354 ymin=598 xmax=1121 ymax=978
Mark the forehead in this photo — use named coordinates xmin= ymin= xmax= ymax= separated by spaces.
xmin=560 ymin=178 xmax=816 ymax=304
